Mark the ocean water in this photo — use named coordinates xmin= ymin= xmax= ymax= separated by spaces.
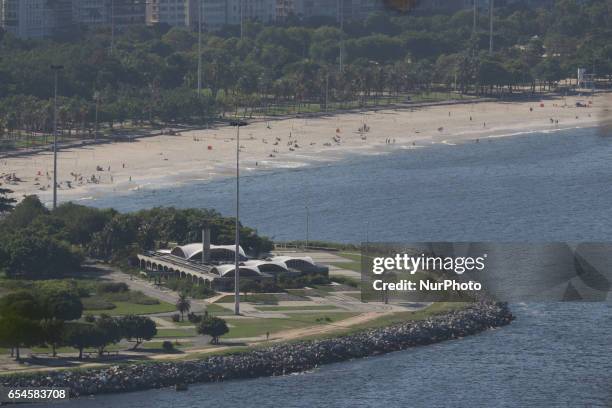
xmin=52 ymin=127 xmax=612 ymax=407
xmin=88 ymin=127 xmax=612 ymax=243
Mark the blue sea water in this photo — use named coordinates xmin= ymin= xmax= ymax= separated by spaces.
xmin=49 ymin=127 xmax=612 ymax=407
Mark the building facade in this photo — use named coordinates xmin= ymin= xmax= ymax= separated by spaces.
xmin=147 ymin=0 xmax=190 ymax=27
xmin=72 ymin=0 xmax=146 ymax=28
xmin=0 ymin=0 xmax=72 ymax=39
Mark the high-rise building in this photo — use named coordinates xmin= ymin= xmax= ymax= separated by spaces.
xmin=147 ymin=0 xmax=190 ymax=27
xmin=72 ymin=0 xmax=146 ymax=29
xmin=0 ymin=0 xmax=72 ymax=39
xmin=112 ymin=0 xmax=146 ymax=28
xmin=72 ymin=0 xmax=111 ymax=26
xmin=293 ymin=0 xmax=384 ymax=22
xmin=189 ymin=0 xmax=287 ymax=32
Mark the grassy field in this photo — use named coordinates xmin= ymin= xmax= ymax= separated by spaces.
xmin=205 ymin=303 xmax=233 ymax=315
xmin=85 ymin=300 xmax=176 ymax=316
xmin=254 ymin=305 xmax=341 ymax=312
xmin=155 ymin=328 xmax=197 ymax=338
xmin=215 ymin=294 xmax=279 ymax=304
xmin=224 ymin=312 xmax=358 ymax=339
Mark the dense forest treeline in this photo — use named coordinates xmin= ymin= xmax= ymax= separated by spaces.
xmin=0 ymin=196 xmax=273 ymax=279
xmin=0 ymin=0 xmax=611 ymax=139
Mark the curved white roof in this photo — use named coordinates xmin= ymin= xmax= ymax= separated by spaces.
xmin=171 ymin=243 xmax=247 ymax=260
xmin=212 ymin=264 xmax=261 ymax=277
xmin=243 ymin=260 xmax=288 ymax=271
xmin=269 ymin=256 xmax=316 ymax=268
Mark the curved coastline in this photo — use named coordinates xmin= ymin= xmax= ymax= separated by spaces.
xmin=1 ymin=302 xmax=514 ymax=398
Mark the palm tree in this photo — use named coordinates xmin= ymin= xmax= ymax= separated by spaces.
xmin=175 ymin=292 xmax=191 ymax=321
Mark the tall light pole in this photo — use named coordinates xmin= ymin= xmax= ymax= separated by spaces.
xmin=473 ymin=0 xmax=477 ymax=33
xmin=110 ymin=0 xmax=115 ymax=54
xmin=240 ymin=0 xmax=244 ymax=39
xmin=197 ymin=0 xmax=202 ymax=95
xmin=51 ymin=64 xmax=64 ymax=210
xmin=338 ymin=0 xmax=344 ymax=72
xmin=305 ymin=205 xmax=309 ymax=251
xmin=231 ymin=120 xmax=247 ymax=315
xmin=489 ymin=0 xmax=494 ymax=55
xmin=93 ymin=91 xmax=100 ymax=142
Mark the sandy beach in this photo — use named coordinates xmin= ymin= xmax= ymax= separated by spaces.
xmin=1 ymin=94 xmax=610 ymax=206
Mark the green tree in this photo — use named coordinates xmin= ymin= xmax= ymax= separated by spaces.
xmin=0 ymin=187 xmax=16 ymax=214
xmin=0 ymin=290 xmax=44 ymax=319
xmin=175 ymin=292 xmax=191 ymax=321
xmin=0 ymin=316 xmax=40 ymax=360
xmin=2 ymin=195 xmax=48 ymax=229
xmin=40 ymin=289 xmax=83 ymax=321
xmin=241 ymin=280 xmax=259 ymax=301
xmin=1 ymin=233 xmax=82 ymax=279
xmin=196 ymin=316 xmax=229 ymax=344
xmin=118 ymin=314 xmax=157 ymax=350
xmin=93 ymin=315 xmax=122 ymax=356
xmin=62 ymin=322 xmax=100 ymax=360
xmin=40 ymin=318 xmax=65 ymax=357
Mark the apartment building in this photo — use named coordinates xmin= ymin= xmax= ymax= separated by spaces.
xmin=72 ymin=0 xmax=145 ymax=28
xmin=147 ymin=0 xmax=190 ymax=27
xmin=0 ymin=0 xmax=72 ymax=38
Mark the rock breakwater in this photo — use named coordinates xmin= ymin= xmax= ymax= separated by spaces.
xmin=1 ymin=302 xmax=513 ymax=397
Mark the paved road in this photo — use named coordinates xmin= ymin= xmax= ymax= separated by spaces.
xmin=95 ymin=263 xmax=210 ymax=313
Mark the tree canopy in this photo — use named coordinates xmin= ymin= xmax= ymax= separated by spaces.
xmin=0 ymin=0 xmax=610 ymax=143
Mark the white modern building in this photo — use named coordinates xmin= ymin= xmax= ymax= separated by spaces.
xmin=137 ymin=240 xmax=329 ymax=289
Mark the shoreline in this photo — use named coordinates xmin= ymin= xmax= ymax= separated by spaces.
xmin=1 ymin=93 xmax=610 ymax=206
xmin=0 ymin=302 xmax=514 ymax=398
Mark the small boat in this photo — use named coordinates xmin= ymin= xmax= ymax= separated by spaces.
xmin=175 ymin=383 xmax=189 ymax=391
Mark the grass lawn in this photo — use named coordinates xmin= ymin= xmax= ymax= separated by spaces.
xmin=155 ymin=328 xmax=197 ymax=338
xmin=85 ymin=300 xmax=175 ymax=316
xmin=330 ymin=261 xmax=362 ymax=272
xmin=254 ymin=305 xmax=340 ymax=312
xmin=162 ymin=318 xmax=195 ymax=326
xmin=338 ymin=252 xmax=362 ymax=263
xmin=224 ymin=312 xmax=358 ymax=339
xmin=344 ymin=292 xmax=362 ymax=300
xmin=215 ymin=294 xmax=279 ymax=304
xmin=205 ymin=303 xmax=233 ymax=315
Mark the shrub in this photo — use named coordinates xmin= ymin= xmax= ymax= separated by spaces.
xmin=171 ymin=314 xmax=180 ymax=322
xmin=162 ymin=340 xmax=174 ymax=352
xmin=96 ymin=282 xmax=129 ymax=294
xmin=130 ymin=291 xmax=160 ymax=305
xmin=187 ymin=312 xmax=202 ymax=323
xmin=81 ymin=297 xmax=116 ymax=311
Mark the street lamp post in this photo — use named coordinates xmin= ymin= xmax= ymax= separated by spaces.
xmin=93 ymin=91 xmax=100 ymax=142
xmin=231 ymin=119 xmax=248 ymax=316
xmin=338 ymin=0 xmax=344 ymax=72
xmin=240 ymin=0 xmax=244 ymax=39
xmin=51 ymin=64 xmax=64 ymax=210
xmin=489 ymin=0 xmax=494 ymax=55
xmin=197 ymin=0 xmax=202 ymax=95
xmin=305 ymin=205 xmax=309 ymax=251
xmin=110 ymin=0 xmax=115 ymax=54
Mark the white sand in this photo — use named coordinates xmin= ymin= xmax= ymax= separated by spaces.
xmin=1 ymin=94 xmax=610 ymax=206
